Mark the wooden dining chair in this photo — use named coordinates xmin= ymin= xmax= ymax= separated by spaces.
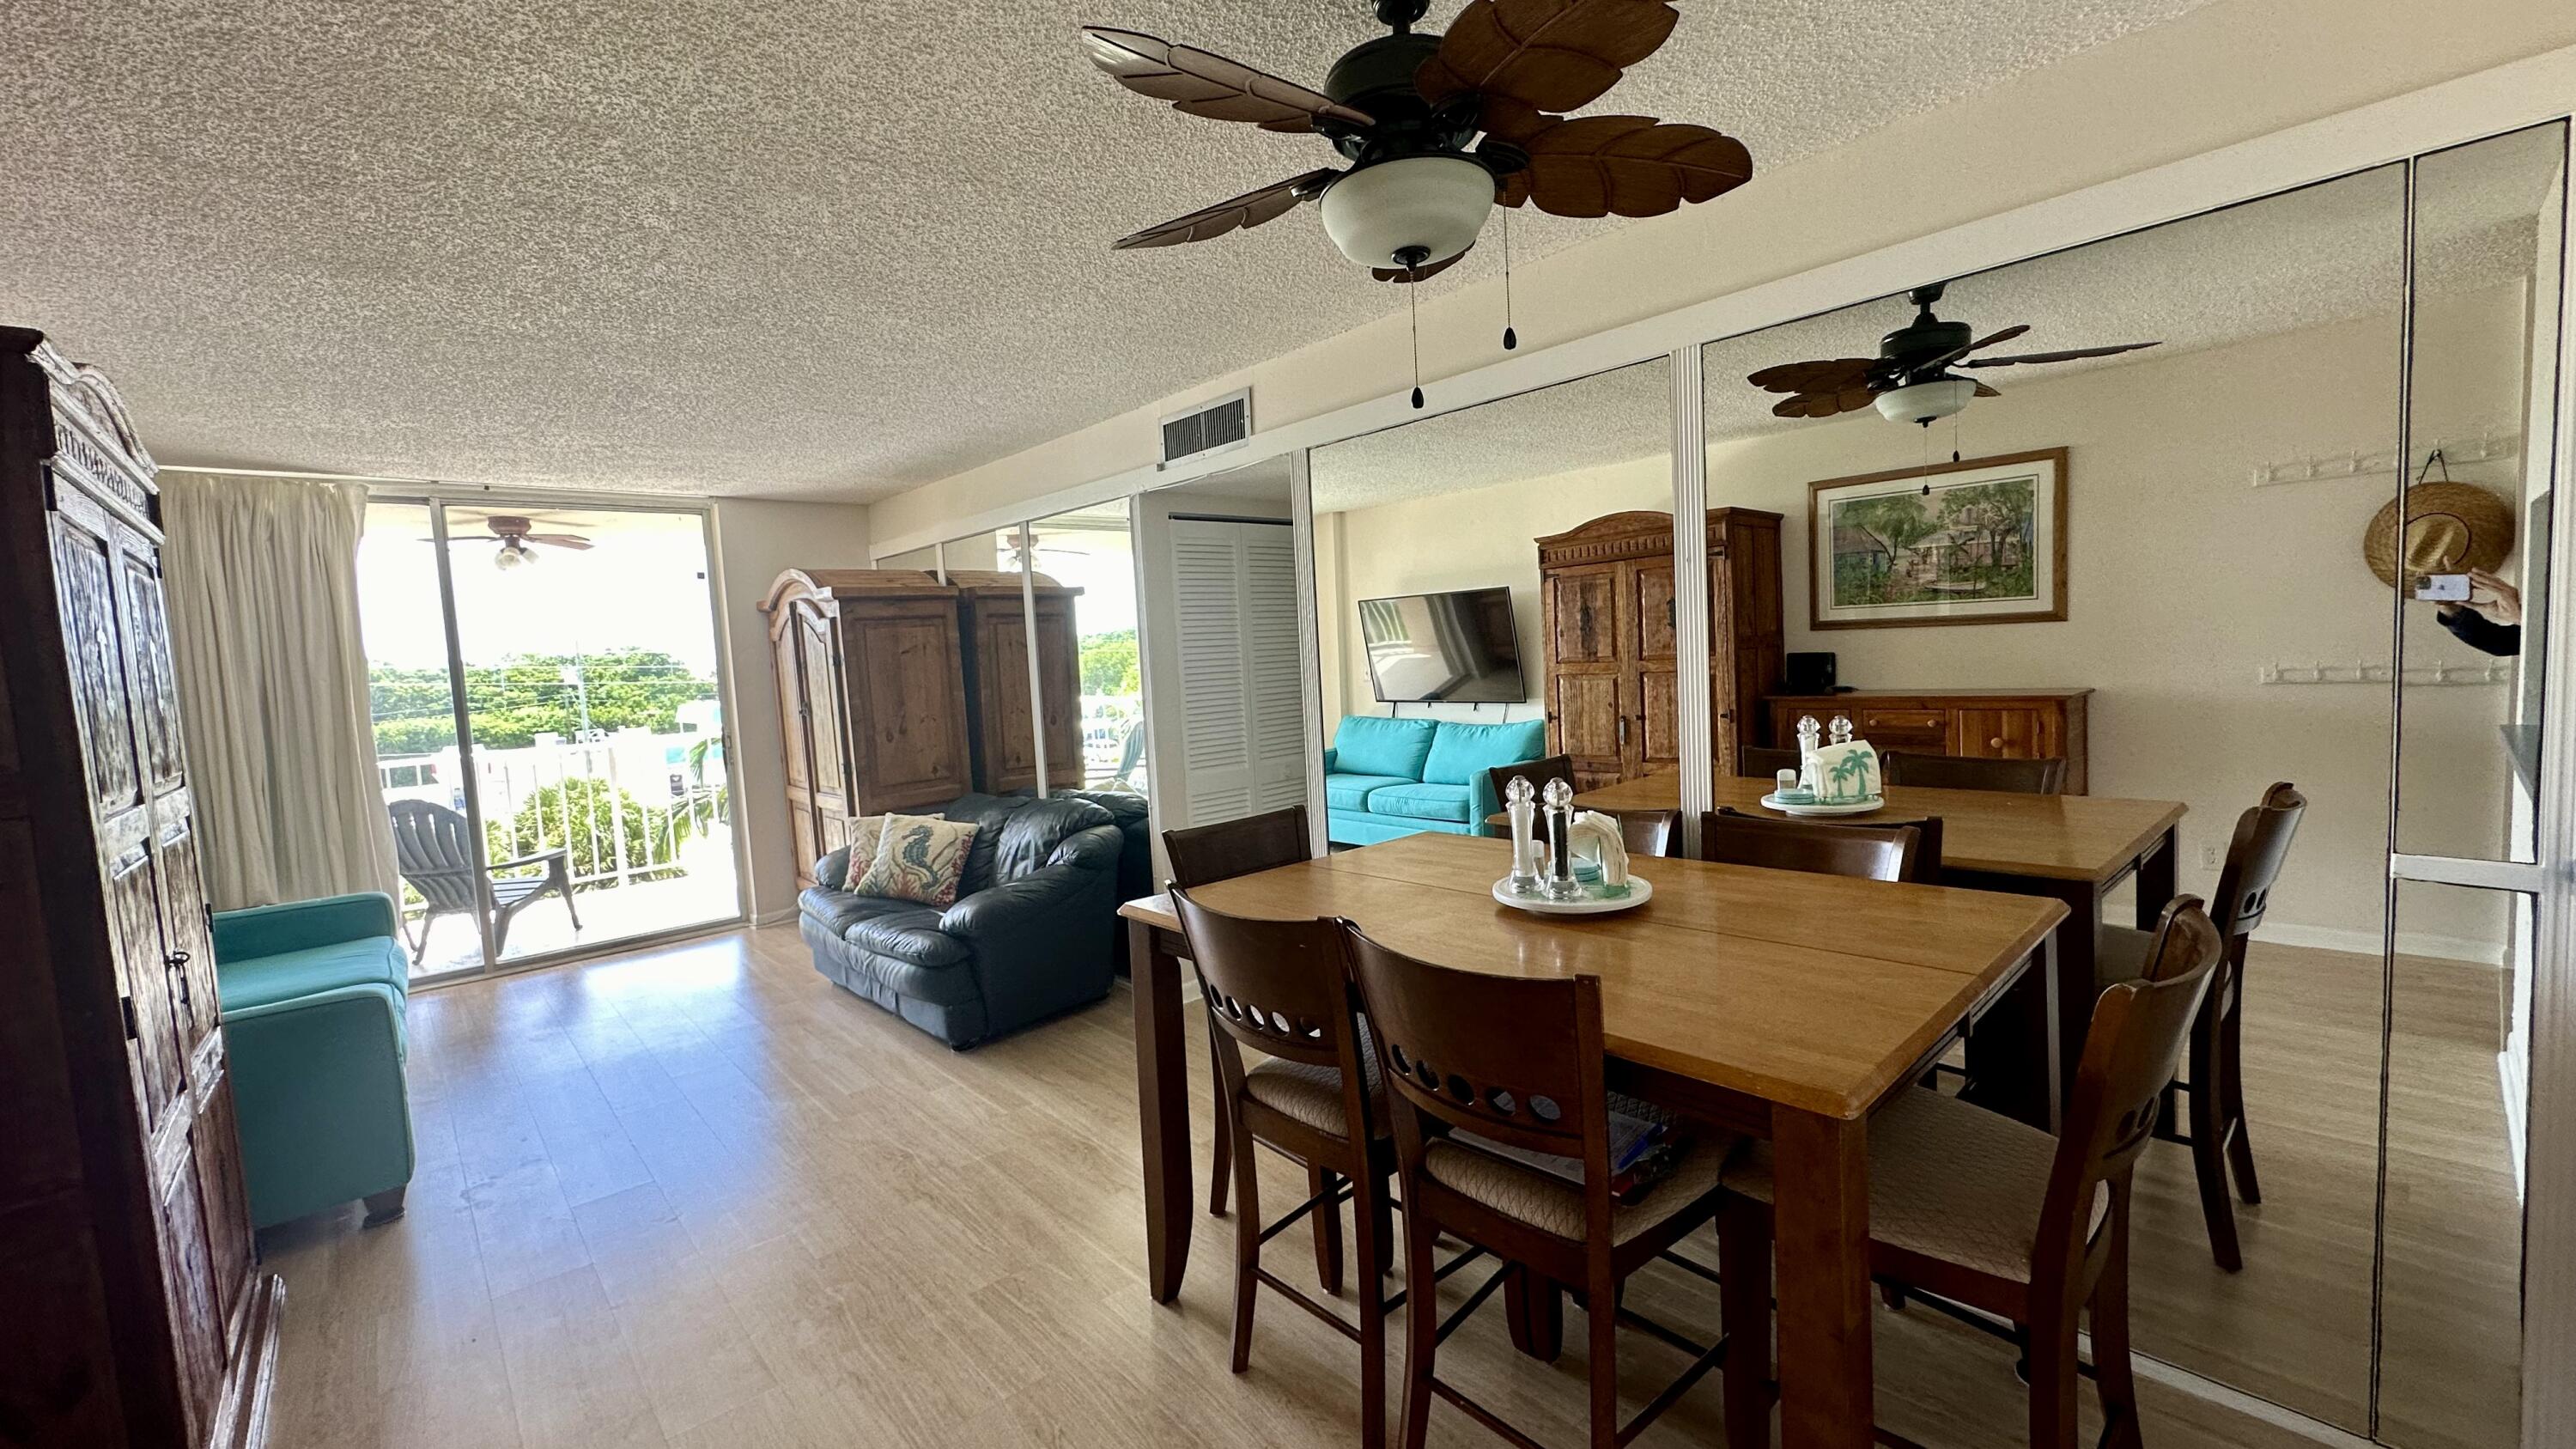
xmin=1712 ymin=806 xmax=1944 ymax=882
xmin=1881 ymin=751 xmax=2069 ymax=794
xmin=2095 ymin=782 xmax=2305 ymax=1272
xmin=1164 ymin=807 xmax=1315 ymax=1230
xmin=1738 ymin=745 xmax=1804 ymax=778
xmin=1171 ymin=888 xmax=1415 ymax=1449
xmin=1716 ymin=898 xmax=2224 ymax=1449
xmin=1697 ymin=812 xmax=1922 ymax=883
xmin=1341 ymin=924 xmax=1737 ymax=1449
xmin=1484 ymin=754 xmax=1576 ymax=834
xmin=1617 ymin=808 xmax=1679 ymax=859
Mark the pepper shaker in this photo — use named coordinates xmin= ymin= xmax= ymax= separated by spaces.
xmin=1541 ymin=777 xmax=1581 ymax=900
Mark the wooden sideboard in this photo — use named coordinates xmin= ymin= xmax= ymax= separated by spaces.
xmin=1765 ymin=688 xmax=2094 ymax=794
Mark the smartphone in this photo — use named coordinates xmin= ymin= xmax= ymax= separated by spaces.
xmin=2415 ymin=573 xmax=2472 ymax=602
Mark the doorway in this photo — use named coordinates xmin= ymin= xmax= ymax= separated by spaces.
xmin=356 ymin=497 xmax=746 ymax=982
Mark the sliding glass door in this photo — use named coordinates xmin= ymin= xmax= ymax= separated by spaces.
xmin=357 ymin=497 xmax=744 ymax=982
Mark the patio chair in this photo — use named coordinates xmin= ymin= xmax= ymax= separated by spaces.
xmin=387 ymin=800 xmax=580 ymax=964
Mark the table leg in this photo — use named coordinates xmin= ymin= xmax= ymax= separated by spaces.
xmin=2136 ymin=825 xmax=2178 ymax=928
xmin=1132 ymin=919 xmax=1192 ymax=1304
xmin=2055 ymin=885 xmax=2102 ymax=1105
xmin=1772 ymin=1108 xmax=1873 ymax=1449
xmin=1504 ymin=1263 xmax=1564 ymax=1362
xmin=1962 ymin=932 xmax=2063 ymax=1134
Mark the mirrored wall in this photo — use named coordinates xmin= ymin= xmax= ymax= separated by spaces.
xmin=1307 ymin=359 xmax=1671 ymax=849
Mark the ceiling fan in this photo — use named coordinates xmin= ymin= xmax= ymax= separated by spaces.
xmin=1747 ymin=283 xmax=2163 ymax=426
xmin=1080 ymin=0 xmax=1753 ymax=283
xmin=438 ymin=514 xmax=594 ymax=571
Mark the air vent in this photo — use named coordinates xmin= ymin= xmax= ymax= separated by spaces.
xmin=1160 ymin=388 xmax=1252 ymax=467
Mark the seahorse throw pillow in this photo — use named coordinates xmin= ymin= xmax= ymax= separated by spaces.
xmin=854 ymin=813 xmax=980 ymax=907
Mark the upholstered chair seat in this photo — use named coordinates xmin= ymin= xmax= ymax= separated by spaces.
xmin=1244 ymin=1022 xmax=1388 ymax=1139
xmin=1724 ymin=1089 xmax=2106 ymax=1282
xmin=1423 ymin=1124 xmax=1735 ymax=1245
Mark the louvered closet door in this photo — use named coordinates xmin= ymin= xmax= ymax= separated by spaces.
xmin=1168 ymin=520 xmax=1308 ymax=827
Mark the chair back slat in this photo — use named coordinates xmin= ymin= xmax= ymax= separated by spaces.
xmin=1712 ymin=806 xmax=1942 ymax=882
xmin=2039 ymin=897 xmax=2223 ymax=1261
xmin=1698 ymin=813 xmax=1918 ymax=883
xmin=1485 ymin=755 xmax=1577 ymax=815
xmin=1880 ymin=752 xmax=2068 ymax=795
xmin=1170 ymin=888 xmax=1353 ymax=1074
xmin=1341 ymin=924 xmax=1606 ymax=1164
xmin=2210 ymin=783 xmax=2305 ymax=941
xmin=389 ymin=801 xmax=481 ymax=910
xmin=1616 ymin=809 xmax=1678 ymax=859
xmin=1739 ymin=746 xmax=1804 ymax=779
xmin=1163 ymin=805 xmax=1312 ymax=889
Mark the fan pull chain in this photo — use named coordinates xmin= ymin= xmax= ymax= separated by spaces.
xmin=1407 ymin=265 xmax=1425 ymax=408
xmin=1500 ymin=212 xmax=1518 ymax=351
xmin=1919 ymin=420 xmax=1935 ymax=495
xmin=1950 ymin=411 xmax=1962 ymax=465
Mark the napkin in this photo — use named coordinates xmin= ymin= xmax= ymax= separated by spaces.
xmin=1806 ymin=740 xmax=1881 ymax=803
xmin=1565 ymin=810 xmax=1631 ymax=886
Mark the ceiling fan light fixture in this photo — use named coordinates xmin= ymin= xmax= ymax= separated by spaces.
xmin=1318 ymin=155 xmax=1492 ymax=269
xmin=494 ymin=537 xmax=534 ymax=571
xmin=1874 ymin=377 xmax=1977 ymax=426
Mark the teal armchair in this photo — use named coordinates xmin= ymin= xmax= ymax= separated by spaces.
xmin=214 ymin=892 xmax=416 ymax=1229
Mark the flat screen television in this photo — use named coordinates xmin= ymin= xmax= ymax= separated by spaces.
xmin=1358 ymin=587 xmax=1525 ymax=703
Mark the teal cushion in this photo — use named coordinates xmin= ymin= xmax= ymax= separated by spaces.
xmin=1365 ymin=783 xmax=1473 ymax=824
xmin=1331 ymin=715 xmax=1437 ymax=780
xmin=1327 ymin=773 xmax=1413 ymax=812
xmin=216 ymin=936 xmax=408 ymax=1014
xmin=1420 ymin=720 xmax=1549 ymax=786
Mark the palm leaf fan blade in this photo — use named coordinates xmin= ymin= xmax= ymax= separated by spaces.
xmin=1419 ymin=0 xmax=1680 ymax=113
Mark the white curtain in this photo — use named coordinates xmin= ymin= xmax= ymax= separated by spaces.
xmin=162 ymin=472 xmax=401 ymax=910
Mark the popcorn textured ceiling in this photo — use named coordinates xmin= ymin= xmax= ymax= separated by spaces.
xmin=1 ymin=0 xmax=2212 ymax=501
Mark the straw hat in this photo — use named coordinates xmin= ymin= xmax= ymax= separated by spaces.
xmin=2363 ymin=481 xmax=2516 ymax=588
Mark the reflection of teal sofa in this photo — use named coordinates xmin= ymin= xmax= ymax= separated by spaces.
xmin=1323 ymin=715 xmax=1548 ymax=846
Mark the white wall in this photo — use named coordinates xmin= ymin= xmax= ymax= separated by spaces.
xmin=708 ymin=498 xmax=872 ymax=923
xmin=1303 ymin=288 xmax=2537 ymax=951
xmin=862 ymin=0 xmax=2576 ymax=552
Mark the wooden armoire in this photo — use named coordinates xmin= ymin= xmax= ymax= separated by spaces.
xmin=949 ymin=570 xmax=1085 ymax=797
xmin=762 ymin=569 xmax=976 ymax=890
xmin=1534 ymin=508 xmax=1783 ymax=788
xmin=1 ymin=329 xmax=281 ymax=1447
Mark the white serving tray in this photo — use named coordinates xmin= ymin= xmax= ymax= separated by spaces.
xmin=1492 ymin=875 xmax=1655 ymax=916
xmin=1759 ymin=792 xmax=1888 ymax=818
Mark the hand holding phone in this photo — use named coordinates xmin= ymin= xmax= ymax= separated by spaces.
xmin=2415 ymin=574 xmax=2471 ymax=603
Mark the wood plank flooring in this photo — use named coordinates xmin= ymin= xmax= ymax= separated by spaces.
xmin=256 ymin=923 xmax=2518 ymax=1449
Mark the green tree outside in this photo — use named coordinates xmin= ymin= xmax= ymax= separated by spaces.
xmin=373 ymin=648 xmax=718 ymax=754
xmin=485 ymin=775 xmax=688 ymax=884
xmin=1079 ymin=628 xmax=1140 ymax=697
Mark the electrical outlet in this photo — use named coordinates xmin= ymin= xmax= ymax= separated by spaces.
xmin=2198 ymin=841 xmax=2223 ymax=871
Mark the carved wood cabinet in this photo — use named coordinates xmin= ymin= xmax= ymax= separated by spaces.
xmin=1534 ymin=508 xmax=1783 ymax=789
xmin=761 ymin=570 xmax=975 ymax=889
xmin=950 ymin=570 xmax=1085 ymax=797
xmin=1765 ymin=688 xmax=2094 ymax=794
xmin=0 ymin=328 xmax=281 ymax=1448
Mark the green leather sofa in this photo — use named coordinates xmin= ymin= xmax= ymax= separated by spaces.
xmin=1323 ymin=715 xmax=1547 ymax=846
xmin=213 ymin=892 xmax=416 ymax=1229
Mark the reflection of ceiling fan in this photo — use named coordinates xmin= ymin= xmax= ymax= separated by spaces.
xmin=440 ymin=515 xmax=594 ymax=571
xmin=1747 ymin=283 xmax=2162 ymax=426
xmin=1080 ymin=0 xmax=1753 ymax=281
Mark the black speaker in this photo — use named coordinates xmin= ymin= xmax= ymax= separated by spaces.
xmin=1784 ymin=651 xmax=1838 ymax=693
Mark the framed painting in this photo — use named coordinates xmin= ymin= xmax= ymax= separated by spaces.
xmin=1806 ymin=447 xmax=2069 ymax=630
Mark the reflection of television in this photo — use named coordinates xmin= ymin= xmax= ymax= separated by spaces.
xmin=1358 ymin=588 xmax=1525 ymax=703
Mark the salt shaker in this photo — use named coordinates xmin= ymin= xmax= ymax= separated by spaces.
xmin=1795 ymin=715 xmax=1824 ymax=794
xmin=1828 ymin=714 xmax=1854 ymax=746
xmin=1505 ymin=775 xmax=1543 ymax=894
xmin=1541 ymin=776 xmax=1581 ymax=899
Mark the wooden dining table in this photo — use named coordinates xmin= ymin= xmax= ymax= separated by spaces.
xmin=1514 ymin=773 xmax=2187 ymax=1100
xmin=1120 ymin=831 xmax=2067 ymax=1449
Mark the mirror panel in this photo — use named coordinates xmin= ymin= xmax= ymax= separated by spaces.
xmin=942 ymin=527 xmax=1044 ymax=796
xmin=1702 ymin=161 xmax=2410 ymax=1434
xmin=2395 ymin=122 xmax=2568 ymax=862
xmin=1029 ymin=496 xmax=1143 ymax=797
xmin=1308 ymin=359 xmax=1672 ymax=847
xmin=877 ymin=543 xmax=940 ymax=574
